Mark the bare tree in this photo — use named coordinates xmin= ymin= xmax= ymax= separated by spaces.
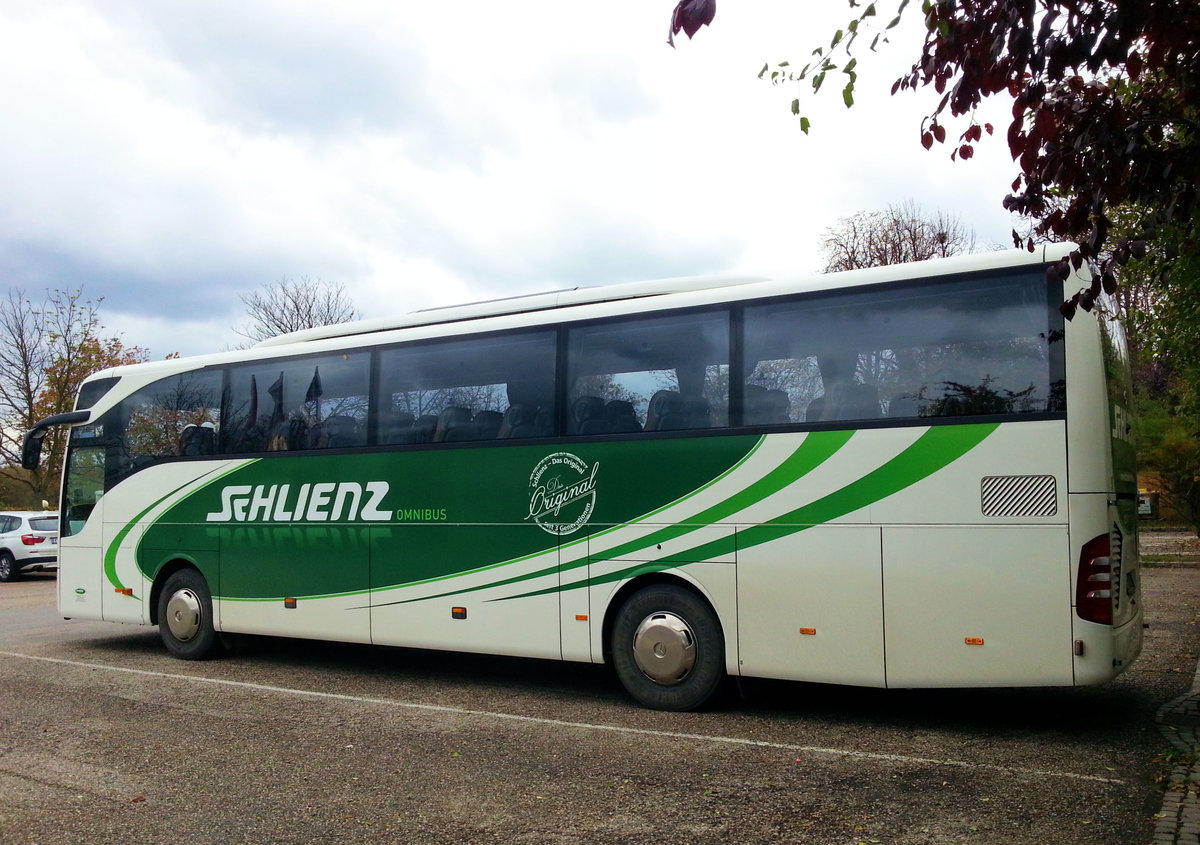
xmin=236 ymin=277 xmax=359 ymax=343
xmin=820 ymin=200 xmax=977 ymax=273
xmin=0 ymin=289 xmax=146 ymax=506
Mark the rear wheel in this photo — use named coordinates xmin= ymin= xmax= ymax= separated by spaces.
xmin=611 ymin=584 xmax=725 ymax=711
xmin=0 ymin=551 xmax=18 ymax=582
xmin=157 ymin=569 xmax=222 ymax=660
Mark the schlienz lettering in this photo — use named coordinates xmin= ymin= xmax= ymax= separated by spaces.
xmin=206 ymin=481 xmax=392 ymax=522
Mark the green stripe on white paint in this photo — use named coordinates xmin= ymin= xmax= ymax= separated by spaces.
xmin=375 ymin=428 xmax=856 ymax=609
xmin=502 ymin=423 xmax=999 ymax=601
xmin=109 ymin=461 xmax=256 ymax=595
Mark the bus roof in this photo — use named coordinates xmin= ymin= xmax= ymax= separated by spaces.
xmin=253 ymin=274 xmax=771 ymax=349
xmin=253 ymin=244 xmax=1076 ymax=350
xmin=79 ymin=243 xmax=1079 ymax=391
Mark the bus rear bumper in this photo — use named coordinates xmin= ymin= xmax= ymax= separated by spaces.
xmin=1072 ymin=612 xmax=1144 ymax=685
xmin=1110 ymin=613 xmax=1144 ymax=679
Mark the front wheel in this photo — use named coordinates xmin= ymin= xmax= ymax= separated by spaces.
xmin=611 ymin=584 xmax=725 ymax=711
xmin=157 ymin=569 xmax=222 ymax=660
xmin=0 ymin=551 xmax=18 ymax=582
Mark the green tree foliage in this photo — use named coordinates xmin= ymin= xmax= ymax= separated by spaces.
xmin=1109 ymin=227 xmax=1200 ymax=532
xmin=0 ymin=289 xmax=147 ymax=506
xmin=1138 ymin=399 xmax=1200 ymax=533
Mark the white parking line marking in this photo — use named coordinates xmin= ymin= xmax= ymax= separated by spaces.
xmin=1 ymin=650 xmax=1125 ymax=784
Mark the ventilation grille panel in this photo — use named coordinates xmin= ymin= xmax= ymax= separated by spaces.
xmin=981 ymin=475 xmax=1058 ymax=517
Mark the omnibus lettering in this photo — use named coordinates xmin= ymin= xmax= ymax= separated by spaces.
xmin=396 ymin=508 xmax=448 ymax=521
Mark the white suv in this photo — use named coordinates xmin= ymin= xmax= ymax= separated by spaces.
xmin=0 ymin=511 xmax=59 ymax=581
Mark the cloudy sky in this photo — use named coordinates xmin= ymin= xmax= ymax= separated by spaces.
xmin=0 ymin=1 xmax=1025 ymax=359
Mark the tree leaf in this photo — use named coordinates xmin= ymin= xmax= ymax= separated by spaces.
xmin=669 ymin=0 xmax=717 ymax=40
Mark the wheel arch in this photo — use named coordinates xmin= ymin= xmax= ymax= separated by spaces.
xmin=600 ymin=571 xmax=723 ymax=666
xmin=149 ymin=558 xmax=205 ymax=626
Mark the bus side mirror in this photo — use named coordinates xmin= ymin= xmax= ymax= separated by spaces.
xmin=21 ymin=411 xmax=92 ymax=471
xmin=20 ymin=430 xmax=45 ymax=471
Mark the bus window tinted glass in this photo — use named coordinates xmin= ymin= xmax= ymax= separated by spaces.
xmin=743 ymin=270 xmax=1064 ymax=423
xmin=567 ymin=310 xmax=729 ymax=433
xmin=122 ymin=370 xmax=224 ymax=465
xmin=376 ymin=331 xmax=556 ymax=443
xmin=224 ymin=352 xmax=370 ymax=453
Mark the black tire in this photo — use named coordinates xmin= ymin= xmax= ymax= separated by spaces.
xmin=157 ymin=569 xmax=223 ymax=660
xmin=611 ymin=583 xmax=725 ymax=711
xmin=0 ymin=551 xmax=18 ymax=582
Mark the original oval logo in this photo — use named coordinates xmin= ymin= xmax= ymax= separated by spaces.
xmin=526 ymin=452 xmax=599 ymax=536
xmin=74 ymin=588 xmax=86 ymax=595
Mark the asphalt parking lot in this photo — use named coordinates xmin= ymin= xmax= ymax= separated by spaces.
xmin=1 ymin=557 xmax=1198 ymax=845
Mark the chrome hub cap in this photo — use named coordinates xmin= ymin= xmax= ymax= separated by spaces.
xmin=632 ymin=611 xmax=696 ymax=686
xmin=164 ymin=588 xmax=202 ymax=642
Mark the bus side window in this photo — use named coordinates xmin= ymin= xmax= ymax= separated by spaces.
xmin=566 ymin=310 xmax=729 ymax=434
xmin=745 ymin=276 xmax=1058 ymax=425
xmin=119 ymin=370 xmax=223 ymax=469
xmin=223 ymin=355 xmax=369 ymax=454
xmin=376 ymin=330 xmax=557 ymax=444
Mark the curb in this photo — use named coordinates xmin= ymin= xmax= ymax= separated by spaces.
xmin=1153 ymin=659 xmax=1200 ymax=843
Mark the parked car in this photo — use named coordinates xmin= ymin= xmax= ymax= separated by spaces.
xmin=0 ymin=511 xmax=59 ymax=581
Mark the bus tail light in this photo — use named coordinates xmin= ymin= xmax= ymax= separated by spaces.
xmin=1076 ymin=533 xmax=1113 ymax=625
xmin=20 ymin=534 xmax=44 ymax=546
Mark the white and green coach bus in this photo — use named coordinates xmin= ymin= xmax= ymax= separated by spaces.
xmin=23 ymin=244 xmax=1141 ymax=710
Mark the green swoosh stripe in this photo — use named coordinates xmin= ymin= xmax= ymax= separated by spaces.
xmin=498 ymin=423 xmax=998 ymax=602
xmin=371 ymin=431 xmax=852 ymax=610
xmin=369 ymin=436 xmax=768 ymax=598
xmin=561 ymin=429 xmax=854 ymax=568
xmin=742 ymin=421 xmax=997 ymax=543
xmin=109 ymin=461 xmax=256 ymax=596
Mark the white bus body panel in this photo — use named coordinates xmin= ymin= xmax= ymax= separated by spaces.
xmin=737 ymin=526 xmax=885 ymax=686
xmin=369 ymin=537 xmax=563 ymax=661
xmin=735 ymin=421 xmax=1069 ymax=688
xmin=883 ymin=525 xmax=1072 ymax=686
xmin=57 ymin=501 xmax=105 ymax=621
